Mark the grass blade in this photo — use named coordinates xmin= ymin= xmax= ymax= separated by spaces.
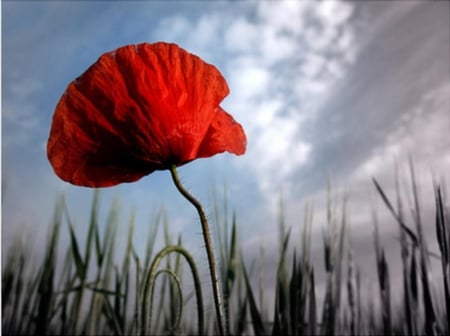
xmin=435 ymin=184 xmax=450 ymax=331
xmin=409 ymin=160 xmax=438 ymax=335
xmin=308 ymin=268 xmax=317 ymax=335
xmin=241 ymin=256 xmax=266 ymax=335
xmin=372 ymin=178 xmax=418 ymax=245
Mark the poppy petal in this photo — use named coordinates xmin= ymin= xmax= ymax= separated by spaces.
xmin=47 ymin=82 xmax=159 ymax=187
xmin=112 ymin=43 xmax=230 ymax=164
xmin=47 ymin=42 xmax=245 ymax=187
xmin=197 ymin=106 xmax=247 ymax=158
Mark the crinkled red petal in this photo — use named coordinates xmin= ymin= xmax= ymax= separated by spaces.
xmin=47 ymin=42 xmax=245 ymax=187
xmin=197 ymin=107 xmax=247 ymax=158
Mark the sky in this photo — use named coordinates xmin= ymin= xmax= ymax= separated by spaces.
xmin=2 ymin=0 xmax=450 ymax=309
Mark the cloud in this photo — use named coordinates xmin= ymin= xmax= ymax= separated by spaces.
xmin=151 ymin=11 xmax=223 ymax=62
xmin=317 ymin=0 xmax=354 ymax=26
xmin=228 ymin=62 xmax=271 ymax=102
xmin=286 ymin=0 xmax=449 ymax=198
xmin=224 ymin=17 xmax=259 ymax=54
xmin=257 ymin=1 xmax=309 ymax=37
xmin=354 ymin=82 xmax=450 ymax=180
xmin=222 ymin=0 xmax=359 ymax=202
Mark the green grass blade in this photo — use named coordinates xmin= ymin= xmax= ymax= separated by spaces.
xmin=84 ymin=190 xmax=99 ymax=272
xmin=241 ymin=255 xmax=266 ymax=335
xmin=64 ymin=206 xmax=86 ymax=281
xmin=272 ymin=228 xmax=291 ymax=336
xmin=224 ymin=214 xmax=238 ymax=336
xmin=34 ymin=197 xmax=64 ymax=335
xmin=101 ymin=292 xmax=124 ymax=335
xmin=144 ymin=207 xmax=162 ymax=270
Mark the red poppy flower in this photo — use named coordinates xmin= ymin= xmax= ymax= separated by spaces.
xmin=47 ymin=42 xmax=246 ymax=187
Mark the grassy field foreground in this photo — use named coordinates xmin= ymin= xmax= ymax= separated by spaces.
xmin=2 ymin=167 xmax=450 ymax=335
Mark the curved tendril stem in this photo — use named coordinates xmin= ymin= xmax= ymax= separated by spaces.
xmin=141 ymin=245 xmax=204 ymax=336
xmin=169 ymin=164 xmax=226 ymax=336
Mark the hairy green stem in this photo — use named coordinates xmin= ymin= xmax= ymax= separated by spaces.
xmin=141 ymin=245 xmax=204 ymax=335
xmin=169 ymin=165 xmax=225 ymax=336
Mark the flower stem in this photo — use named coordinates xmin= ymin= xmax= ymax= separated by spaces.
xmin=169 ymin=165 xmax=225 ymax=336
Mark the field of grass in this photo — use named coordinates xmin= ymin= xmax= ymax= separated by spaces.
xmin=2 ymin=166 xmax=449 ymax=335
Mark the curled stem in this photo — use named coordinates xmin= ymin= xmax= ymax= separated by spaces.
xmin=169 ymin=165 xmax=226 ymax=336
xmin=141 ymin=245 xmax=204 ymax=335
xmin=152 ymin=269 xmax=183 ymax=334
